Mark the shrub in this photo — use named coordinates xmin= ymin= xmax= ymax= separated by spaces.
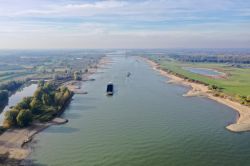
xmin=16 ymin=109 xmax=32 ymax=127
xmin=15 ymin=97 xmax=32 ymax=110
xmin=3 ymin=109 xmax=19 ymax=128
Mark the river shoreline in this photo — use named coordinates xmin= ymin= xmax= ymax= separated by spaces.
xmin=0 ymin=56 xmax=111 ymax=165
xmin=142 ymin=57 xmax=250 ymax=133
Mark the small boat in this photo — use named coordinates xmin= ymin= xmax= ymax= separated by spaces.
xmin=106 ymin=82 xmax=114 ymax=95
xmin=127 ymin=72 xmax=131 ymax=77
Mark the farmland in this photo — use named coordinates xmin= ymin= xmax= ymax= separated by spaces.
xmin=0 ymin=49 xmax=105 ymax=83
xmin=155 ymin=59 xmax=250 ymax=97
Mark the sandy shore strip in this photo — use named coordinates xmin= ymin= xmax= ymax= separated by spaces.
xmin=64 ymin=56 xmax=113 ymax=94
xmin=98 ymin=56 xmax=114 ymax=67
xmin=141 ymin=57 xmax=250 ymax=133
xmin=0 ymin=118 xmax=67 ymax=164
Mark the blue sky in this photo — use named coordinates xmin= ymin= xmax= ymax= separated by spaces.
xmin=0 ymin=0 xmax=249 ymax=48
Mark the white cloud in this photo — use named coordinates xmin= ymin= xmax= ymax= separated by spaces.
xmin=0 ymin=0 xmax=241 ymax=18
xmin=0 ymin=0 xmax=249 ymax=48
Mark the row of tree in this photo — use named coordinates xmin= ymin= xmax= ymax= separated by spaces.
xmin=0 ymin=80 xmax=24 ymax=92
xmin=0 ymin=90 xmax=8 ymax=107
xmin=3 ymin=82 xmax=73 ymax=128
xmin=169 ymin=54 xmax=250 ymax=64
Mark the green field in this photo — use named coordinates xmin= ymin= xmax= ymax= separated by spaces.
xmin=0 ymin=71 xmax=36 ymax=83
xmin=150 ymin=57 xmax=250 ymax=97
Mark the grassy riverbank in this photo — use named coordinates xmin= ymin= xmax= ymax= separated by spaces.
xmin=146 ymin=56 xmax=250 ymax=105
xmin=142 ymin=57 xmax=250 ymax=132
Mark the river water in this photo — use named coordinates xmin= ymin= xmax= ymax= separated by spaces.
xmin=29 ymin=55 xmax=250 ymax=166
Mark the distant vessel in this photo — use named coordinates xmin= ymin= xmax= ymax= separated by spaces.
xmin=127 ymin=72 xmax=131 ymax=77
xmin=106 ymin=82 xmax=114 ymax=95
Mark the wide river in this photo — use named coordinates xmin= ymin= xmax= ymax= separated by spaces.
xmin=29 ymin=55 xmax=250 ymax=166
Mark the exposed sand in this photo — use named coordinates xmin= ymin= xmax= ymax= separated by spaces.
xmin=142 ymin=57 xmax=250 ymax=133
xmin=65 ymin=56 xmax=113 ymax=94
xmin=98 ymin=56 xmax=114 ymax=67
xmin=0 ymin=118 xmax=67 ymax=164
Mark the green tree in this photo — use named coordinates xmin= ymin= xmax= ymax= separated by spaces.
xmin=0 ymin=90 xmax=8 ymax=105
xmin=38 ymin=80 xmax=45 ymax=87
xmin=62 ymin=89 xmax=72 ymax=104
xmin=42 ymin=93 xmax=54 ymax=105
xmin=16 ymin=109 xmax=32 ymax=127
xmin=3 ymin=109 xmax=19 ymax=128
xmin=30 ymin=98 xmax=43 ymax=114
xmin=43 ymin=82 xmax=55 ymax=92
xmin=33 ymin=87 xmax=43 ymax=100
xmin=54 ymin=91 xmax=63 ymax=105
xmin=246 ymin=95 xmax=250 ymax=102
xmin=73 ymin=71 xmax=82 ymax=80
xmin=16 ymin=97 xmax=32 ymax=110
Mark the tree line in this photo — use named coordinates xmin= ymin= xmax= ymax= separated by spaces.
xmin=169 ymin=54 xmax=250 ymax=64
xmin=0 ymin=80 xmax=24 ymax=91
xmin=0 ymin=90 xmax=8 ymax=107
xmin=3 ymin=81 xmax=73 ymax=128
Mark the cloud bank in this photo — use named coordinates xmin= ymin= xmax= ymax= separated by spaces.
xmin=0 ymin=0 xmax=249 ymax=48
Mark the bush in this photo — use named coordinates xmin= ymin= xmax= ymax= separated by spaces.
xmin=74 ymin=71 xmax=82 ymax=80
xmin=0 ymin=80 xmax=23 ymax=91
xmin=30 ymin=98 xmax=43 ymax=114
xmin=3 ymin=82 xmax=73 ymax=128
xmin=213 ymin=92 xmax=221 ymax=97
xmin=16 ymin=109 xmax=32 ymax=127
xmin=246 ymin=96 xmax=250 ymax=102
xmin=15 ymin=97 xmax=32 ymax=110
xmin=3 ymin=109 xmax=19 ymax=128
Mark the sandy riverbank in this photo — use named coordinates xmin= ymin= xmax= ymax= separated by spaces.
xmin=65 ymin=56 xmax=113 ymax=93
xmin=142 ymin=57 xmax=250 ymax=133
xmin=0 ymin=118 xmax=67 ymax=165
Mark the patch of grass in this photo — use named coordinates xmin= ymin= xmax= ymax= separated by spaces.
xmin=0 ymin=73 xmax=37 ymax=83
xmin=152 ymin=58 xmax=250 ymax=97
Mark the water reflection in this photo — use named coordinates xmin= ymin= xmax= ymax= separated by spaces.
xmin=183 ymin=67 xmax=224 ymax=76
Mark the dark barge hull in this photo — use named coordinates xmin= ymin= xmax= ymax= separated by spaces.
xmin=106 ymin=83 xmax=114 ymax=95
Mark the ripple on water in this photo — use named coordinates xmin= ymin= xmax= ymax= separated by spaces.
xmin=29 ymin=56 xmax=250 ymax=166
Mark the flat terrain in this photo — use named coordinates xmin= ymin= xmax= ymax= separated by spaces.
xmin=0 ymin=50 xmax=105 ymax=83
xmin=151 ymin=58 xmax=250 ymax=97
xmin=144 ymin=57 xmax=250 ymax=132
xmin=27 ymin=55 xmax=250 ymax=166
